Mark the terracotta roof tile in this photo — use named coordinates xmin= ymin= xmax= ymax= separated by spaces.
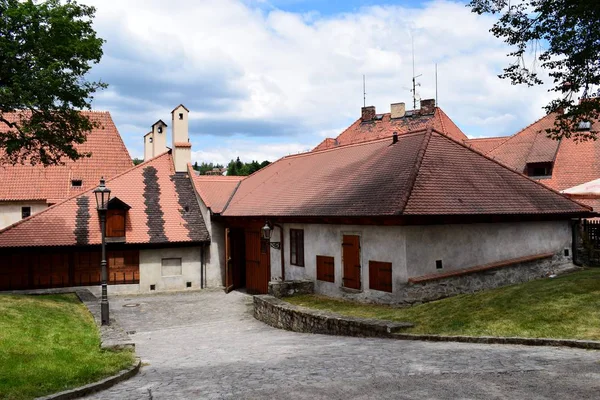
xmin=189 ymin=166 xmax=243 ymax=214
xmin=0 ymin=152 xmax=209 ymax=248
xmin=486 ymin=113 xmax=600 ymax=191
xmin=0 ymin=111 xmax=133 ymax=202
xmin=223 ymin=129 xmax=590 ymax=218
xmin=313 ymin=107 xmax=468 ymax=152
xmin=465 ymin=136 xmax=510 ymax=154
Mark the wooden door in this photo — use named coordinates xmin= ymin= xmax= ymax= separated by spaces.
xmin=342 ymin=235 xmax=361 ymax=289
xmin=245 ymin=230 xmax=270 ymax=294
xmin=225 ymin=228 xmax=234 ymax=293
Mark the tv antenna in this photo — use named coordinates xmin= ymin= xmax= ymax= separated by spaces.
xmin=411 ymin=37 xmax=422 ymax=109
xmin=363 ymin=74 xmax=366 ymax=107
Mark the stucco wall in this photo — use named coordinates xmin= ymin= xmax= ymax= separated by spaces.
xmin=273 ymin=223 xmax=407 ymax=303
xmin=272 ymin=220 xmax=573 ymax=304
xmin=139 ymin=246 xmax=202 ymax=293
xmin=0 ymin=201 xmax=48 ymax=229
xmin=404 ymin=221 xmax=572 ymax=278
xmin=195 ymin=192 xmax=224 ymax=288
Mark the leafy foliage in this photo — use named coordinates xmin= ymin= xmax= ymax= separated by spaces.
xmin=132 ymin=158 xmax=144 ymax=166
xmin=192 ymin=161 xmax=225 ymax=175
xmin=0 ymin=0 xmax=105 ymax=165
xmin=226 ymin=157 xmax=270 ymax=176
xmin=469 ymin=0 xmax=600 ymax=140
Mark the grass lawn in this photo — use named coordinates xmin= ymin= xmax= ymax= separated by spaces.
xmin=286 ymin=268 xmax=600 ymax=340
xmin=0 ymin=294 xmax=135 ymax=400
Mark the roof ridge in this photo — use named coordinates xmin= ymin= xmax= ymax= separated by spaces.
xmin=435 ymin=127 xmax=593 ymax=211
xmin=397 ymin=128 xmax=434 ymax=214
xmin=489 ymin=113 xmax=556 ymax=155
xmin=221 ymin=180 xmax=242 ymax=214
xmin=0 ymin=151 xmax=173 ymax=236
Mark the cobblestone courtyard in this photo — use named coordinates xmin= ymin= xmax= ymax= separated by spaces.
xmin=85 ymin=290 xmax=600 ymax=400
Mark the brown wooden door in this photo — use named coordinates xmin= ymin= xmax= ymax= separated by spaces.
xmin=245 ymin=230 xmax=270 ymax=294
xmin=106 ymin=210 xmax=126 ymax=237
xmin=225 ymin=228 xmax=234 ymax=293
xmin=342 ymin=235 xmax=361 ymax=289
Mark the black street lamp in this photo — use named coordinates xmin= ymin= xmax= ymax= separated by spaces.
xmin=93 ymin=177 xmax=111 ymax=325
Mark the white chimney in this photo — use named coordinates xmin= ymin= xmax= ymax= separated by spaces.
xmin=143 ymin=131 xmax=153 ymax=161
xmin=391 ymin=102 xmax=406 ymax=119
xmin=151 ymin=120 xmax=168 ymax=157
xmin=171 ymin=104 xmax=191 ymax=173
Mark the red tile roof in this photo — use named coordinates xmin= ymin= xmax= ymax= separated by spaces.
xmin=223 ymin=129 xmax=590 ymax=218
xmin=0 ymin=152 xmax=209 ymax=248
xmin=189 ymin=166 xmax=243 ymax=214
xmin=477 ymin=113 xmax=600 ymax=191
xmin=466 ymin=136 xmax=509 ymax=154
xmin=0 ymin=111 xmax=133 ymax=203
xmin=313 ymin=107 xmax=468 ymax=152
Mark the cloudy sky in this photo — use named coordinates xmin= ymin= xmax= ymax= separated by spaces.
xmin=83 ymin=0 xmax=554 ymax=164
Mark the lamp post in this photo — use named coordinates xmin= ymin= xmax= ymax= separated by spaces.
xmin=93 ymin=177 xmax=111 ymax=326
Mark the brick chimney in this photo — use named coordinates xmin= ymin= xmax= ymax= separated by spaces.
xmin=143 ymin=131 xmax=153 ymax=161
xmin=172 ymin=104 xmax=191 ymax=173
xmin=391 ymin=102 xmax=406 ymax=119
xmin=420 ymin=99 xmax=436 ymax=115
xmin=361 ymin=106 xmax=376 ymax=121
xmin=151 ymin=120 xmax=168 ymax=157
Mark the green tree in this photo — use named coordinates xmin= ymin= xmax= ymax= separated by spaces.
xmin=0 ymin=0 xmax=105 ymax=165
xmin=132 ymin=158 xmax=143 ymax=166
xmin=469 ymin=0 xmax=600 ymax=140
xmin=226 ymin=157 xmax=271 ymax=176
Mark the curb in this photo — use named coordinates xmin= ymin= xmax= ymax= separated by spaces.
xmin=392 ymin=333 xmax=600 ymax=350
xmin=36 ymin=358 xmax=141 ymax=400
xmin=255 ymin=296 xmax=600 ymax=351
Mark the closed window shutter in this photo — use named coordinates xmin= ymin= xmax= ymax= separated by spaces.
xmin=317 ymin=255 xmax=334 ymax=282
xmin=369 ymin=261 xmax=392 ymax=293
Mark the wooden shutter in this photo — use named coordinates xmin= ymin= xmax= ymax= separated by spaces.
xmin=369 ymin=261 xmax=392 ymax=293
xmin=106 ymin=209 xmax=126 ymax=237
xmin=316 ymin=255 xmax=335 ymax=282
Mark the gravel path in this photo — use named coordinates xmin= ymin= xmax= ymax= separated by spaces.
xmin=84 ymin=290 xmax=600 ymax=400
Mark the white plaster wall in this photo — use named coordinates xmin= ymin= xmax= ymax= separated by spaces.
xmin=195 ymin=189 xmax=224 ymax=288
xmin=276 ymin=223 xmax=407 ymax=302
xmin=404 ymin=221 xmax=572 ymax=278
xmin=0 ymin=201 xmax=48 ymax=229
xmin=139 ymin=246 xmax=202 ymax=293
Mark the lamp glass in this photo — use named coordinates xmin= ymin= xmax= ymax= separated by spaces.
xmin=261 ymin=223 xmax=272 ymax=240
xmin=93 ymin=178 xmax=111 ymax=210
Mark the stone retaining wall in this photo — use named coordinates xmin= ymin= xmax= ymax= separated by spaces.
xmin=268 ymin=280 xmax=314 ymax=298
xmin=254 ymin=295 xmax=412 ymax=338
xmin=397 ymin=256 xmax=579 ymax=305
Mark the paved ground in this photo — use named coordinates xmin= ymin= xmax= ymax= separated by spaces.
xmin=85 ymin=290 xmax=600 ymax=400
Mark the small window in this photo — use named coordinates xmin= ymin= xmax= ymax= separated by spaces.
xmin=316 ymin=255 xmax=335 ymax=283
xmin=578 ymin=121 xmax=592 ymax=131
xmin=564 ymin=249 xmax=570 ymax=257
xmin=290 ymin=229 xmax=305 ymax=266
xmin=369 ymin=261 xmax=392 ymax=292
xmin=150 ymin=284 xmax=156 ymax=291
xmin=21 ymin=206 xmax=31 ymax=219
xmin=526 ymin=162 xmax=553 ymax=178
xmin=161 ymin=258 xmax=182 ymax=276
xmin=157 ymin=126 xmax=163 ymax=134
xmin=149 ymin=137 xmax=153 ymax=143
xmin=178 ymin=113 xmax=184 ymax=120
xmin=436 ymin=260 xmax=443 ymax=269
xmin=71 ymin=179 xmax=82 ymax=187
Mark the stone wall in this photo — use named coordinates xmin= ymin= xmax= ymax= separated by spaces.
xmin=254 ymin=295 xmax=412 ymax=338
xmin=397 ymin=255 xmax=579 ymax=305
xmin=268 ymin=280 xmax=314 ymax=298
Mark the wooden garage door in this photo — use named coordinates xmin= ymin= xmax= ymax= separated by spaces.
xmin=342 ymin=235 xmax=361 ymax=290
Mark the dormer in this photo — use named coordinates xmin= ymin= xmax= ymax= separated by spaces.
xmin=151 ymin=120 xmax=168 ymax=157
xmin=106 ymin=197 xmax=131 ymax=243
xmin=525 ymin=162 xmax=553 ymax=179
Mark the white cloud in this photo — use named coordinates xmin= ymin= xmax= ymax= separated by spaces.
xmin=82 ymin=0 xmax=556 ymax=163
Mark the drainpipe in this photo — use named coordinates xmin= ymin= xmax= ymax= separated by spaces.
xmin=273 ymin=223 xmax=285 ymax=282
xmin=200 ymin=244 xmax=205 ymax=289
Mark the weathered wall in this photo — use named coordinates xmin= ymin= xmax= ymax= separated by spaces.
xmin=0 ymin=201 xmax=48 ymax=229
xmin=404 ymin=221 xmax=572 ymax=278
xmin=195 ymin=192 xmax=224 ymax=288
xmin=139 ymin=246 xmax=201 ymax=293
xmin=274 ymin=223 xmax=407 ymax=303
xmin=272 ymin=220 xmax=573 ymax=304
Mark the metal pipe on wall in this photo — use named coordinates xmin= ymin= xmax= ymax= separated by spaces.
xmin=273 ymin=223 xmax=285 ymax=281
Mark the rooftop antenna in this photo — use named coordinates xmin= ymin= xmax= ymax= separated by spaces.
xmin=435 ymin=63 xmax=438 ymax=107
xmin=411 ymin=36 xmax=422 ymax=110
xmin=363 ymin=74 xmax=366 ymax=107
